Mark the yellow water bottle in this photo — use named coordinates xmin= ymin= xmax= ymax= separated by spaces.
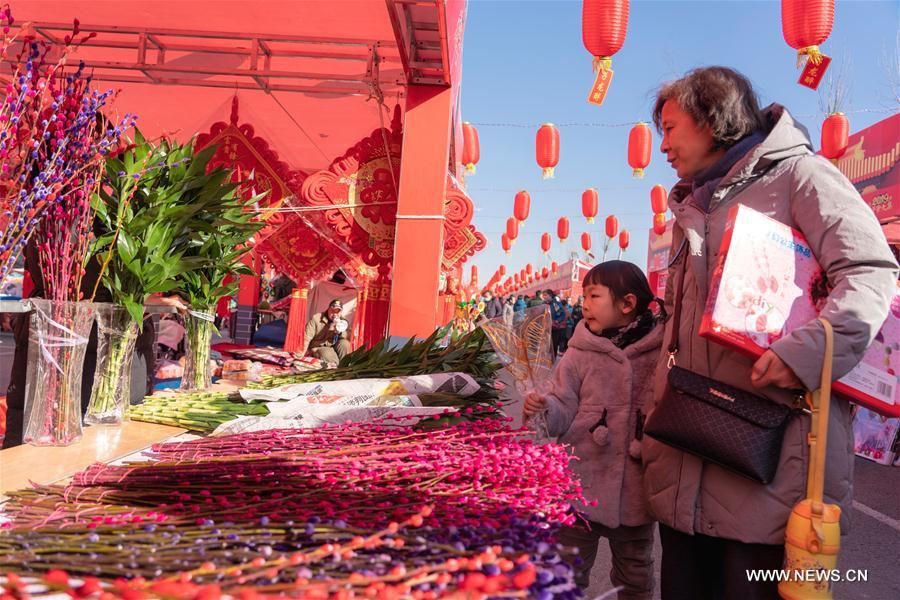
xmin=780 ymin=318 xmax=841 ymax=600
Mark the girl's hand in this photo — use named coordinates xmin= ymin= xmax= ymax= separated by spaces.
xmin=523 ymin=392 xmax=547 ymax=417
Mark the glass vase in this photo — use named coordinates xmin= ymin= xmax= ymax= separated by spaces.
xmin=23 ymin=300 xmax=96 ymax=446
xmin=180 ymin=307 xmax=215 ymax=392
xmin=84 ymin=303 xmax=140 ymax=425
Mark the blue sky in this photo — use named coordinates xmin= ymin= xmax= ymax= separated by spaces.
xmin=460 ymin=0 xmax=899 ymax=288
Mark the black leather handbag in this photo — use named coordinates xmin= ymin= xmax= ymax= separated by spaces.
xmin=644 ymin=258 xmax=801 ymax=484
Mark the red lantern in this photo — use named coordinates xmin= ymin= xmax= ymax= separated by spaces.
xmin=557 ymin=217 xmax=570 ymax=242
xmin=536 ymin=123 xmax=560 ymax=179
xmin=821 ymin=112 xmax=849 ymax=160
xmin=581 ymin=232 xmax=592 ymax=252
xmin=650 ymin=184 xmax=668 ymax=214
xmin=541 ymin=232 xmax=552 ymax=254
xmin=514 ymin=273 xmax=520 ymax=284
xmin=506 ymin=217 xmax=519 ymax=241
xmin=461 ymin=122 xmax=480 ymax=174
xmin=501 ymin=233 xmax=512 ymax=254
xmin=582 ymin=188 xmax=599 ymax=223
xmin=499 ymin=264 xmax=506 ymax=276
xmin=582 ymin=0 xmax=630 ymax=73
xmin=782 ymin=0 xmax=834 ymax=67
xmin=605 ymin=215 xmax=619 ymax=239
xmin=628 ymin=122 xmax=652 ymax=178
xmin=470 ymin=265 xmax=478 ymax=283
xmin=542 ymin=267 xmax=549 ymax=279
xmin=514 ymin=190 xmax=531 ymax=222
xmin=652 ymin=213 xmax=667 ymax=236
xmin=551 ymin=261 xmax=559 ymax=275
xmin=526 ymin=263 xmax=533 ymax=275
xmin=619 ymin=230 xmax=630 ymax=250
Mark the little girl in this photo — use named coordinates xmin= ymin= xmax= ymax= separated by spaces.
xmin=524 ymin=261 xmax=665 ymax=599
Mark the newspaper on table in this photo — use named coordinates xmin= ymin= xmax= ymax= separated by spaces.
xmin=265 ymin=394 xmax=422 ymax=418
xmin=239 ymin=372 xmax=481 ymax=403
xmin=212 ymin=406 xmax=450 ymax=436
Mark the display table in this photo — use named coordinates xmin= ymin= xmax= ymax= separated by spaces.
xmin=0 ymin=420 xmax=185 ymax=496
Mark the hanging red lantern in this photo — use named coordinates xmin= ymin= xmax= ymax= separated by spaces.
xmin=581 ymin=232 xmax=592 ymax=252
xmin=499 ymin=264 xmax=506 ymax=276
xmin=605 ymin=215 xmax=619 ymax=239
xmin=514 ymin=273 xmax=520 ymax=284
xmin=536 ymin=123 xmax=560 ymax=179
xmin=506 ymin=217 xmax=519 ymax=241
xmin=461 ymin=122 xmax=480 ymax=174
xmin=551 ymin=261 xmax=558 ymax=275
xmin=526 ymin=263 xmax=533 ymax=275
xmin=542 ymin=267 xmax=549 ymax=279
xmin=650 ymin=184 xmax=668 ymax=214
xmin=501 ymin=233 xmax=512 ymax=254
xmin=581 ymin=188 xmax=599 ymax=224
xmin=782 ymin=0 xmax=834 ymax=68
xmin=652 ymin=213 xmax=667 ymax=236
xmin=619 ymin=230 xmax=630 ymax=250
xmin=628 ymin=122 xmax=652 ymax=178
xmin=541 ymin=232 xmax=552 ymax=254
xmin=557 ymin=217 xmax=570 ymax=242
xmin=582 ymin=0 xmax=629 ymax=73
xmin=821 ymin=112 xmax=849 ymax=160
xmin=514 ymin=190 xmax=531 ymax=222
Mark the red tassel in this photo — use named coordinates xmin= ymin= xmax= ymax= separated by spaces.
xmin=283 ymin=288 xmax=308 ymax=353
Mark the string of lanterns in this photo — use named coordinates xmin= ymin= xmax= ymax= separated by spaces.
xmin=468 ymin=0 xmax=849 ymax=295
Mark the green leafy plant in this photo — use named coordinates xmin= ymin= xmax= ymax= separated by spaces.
xmin=91 ymin=133 xmax=222 ymax=322
xmin=87 ymin=132 xmax=246 ymax=413
xmin=173 ymin=162 xmax=264 ymax=391
xmin=175 ymin=177 xmax=265 ymax=311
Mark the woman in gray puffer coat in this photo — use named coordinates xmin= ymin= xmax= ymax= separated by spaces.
xmin=525 ymin=261 xmax=665 ymax=600
xmin=644 ymin=67 xmax=898 ymax=599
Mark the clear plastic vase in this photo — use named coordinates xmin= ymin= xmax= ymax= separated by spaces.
xmin=180 ymin=307 xmax=215 ymax=392
xmin=85 ymin=304 xmax=139 ymax=425
xmin=23 ymin=300 xmax=96 ymax=446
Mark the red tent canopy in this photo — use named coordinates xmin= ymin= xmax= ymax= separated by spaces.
xmin=7 ymin=0 xmax=462 ymax=173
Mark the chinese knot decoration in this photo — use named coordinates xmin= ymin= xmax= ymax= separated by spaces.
xmin=536 ymin=124 xmax=560 ymax=180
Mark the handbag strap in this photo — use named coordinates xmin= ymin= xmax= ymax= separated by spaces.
xmin=806 ymin=317 xmax=835 ymax=502
xmin=666 ymin=252 xmax=688 ymax=368
xmin=805 ymin=318 xmax=835 ymax=540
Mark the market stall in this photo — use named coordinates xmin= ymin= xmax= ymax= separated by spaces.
xmin=6 ymin=0 xmax=486 ymax=353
